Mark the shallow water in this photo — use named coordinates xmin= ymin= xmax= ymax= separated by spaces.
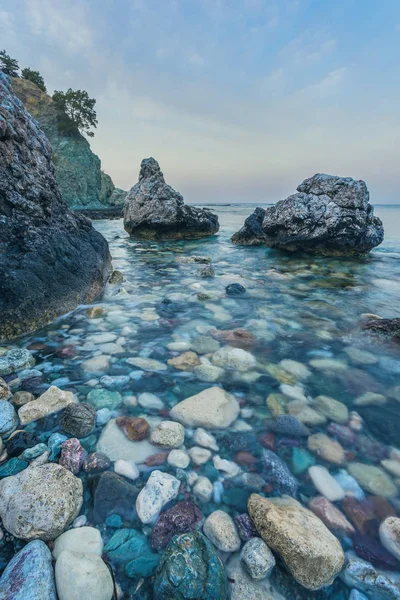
xmin=1 ymin=204 xmax=400 ymax=598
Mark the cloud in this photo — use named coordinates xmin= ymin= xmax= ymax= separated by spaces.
xmin=187 ymin=52 xmax=206 ymax=67
xmin=280 ymin=34 xmax=337 ymax=64
xmin=296 ymin=67 xmax=347 ymax=98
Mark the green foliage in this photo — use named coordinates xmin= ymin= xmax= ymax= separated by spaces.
xmin=0 ymin=49 xmax=19 ymax=77
xmin=52 ymin=88 xmax=98 ymax=137
xmin=21 ymin=67 xmax=47 ymax=93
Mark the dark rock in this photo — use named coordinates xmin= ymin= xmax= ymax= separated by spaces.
xmin=355 ymin=434 xmax=389 ymax=463
xmin=153 ymin=532 xmax=226 ymax=600
xmin=123 ymin=158 xmax=219 ymax=240
xmin=231 ymin=207 xmax=267 ymax=245
xmin=0 ymin=457 xmax=28 ymax=477
xmin=61 ymin=403 xmax=96 ymax=438
xmin=92 ymin=471 xmax=139 ymax=523
xmin=341 ymin=497 xmax=379 ymax=536
xmin=225 ymin=283 xmax=246 ymax=296
xmin=12 ymin=77 xmax=124 ymax=210
xmin=6 ymin=431 xmax=38 ymax=458
xmin=0 ymin=540 xmax=56 ymax=600
xmin=234 ymin=513 xmax=258 ymax=541
xmin=352 ymin=533 xmax=399 ymax=570
xmin=109 ymin=270 xmax=123 ymax=284
xmin=261 ymin=449 xmax=298 ymax=496
xmin=59 ymin=438 xmax=86 ymax=474
xmin=362 ymin=318 xmax=400 ymax=342
xmin=0 ymin=72 xmax=112 ymax=341
xmin=82 ymin=452 xmax=111 ymax=473
xmin=116 ymin=416 xmax=150 ymax=441
xmin=56 ymin=345 xmax=78 ymax=359
xmin=357 ymin=404 xmax=400 ymax=447
xmin=104 ymin=528 xmax=160 ymax=578
xmin=233 ymin=173 xmax=384 ymax=256
xmin=266 ymin=415 xmax=310 ymax=437
xmin=151 ymin=500 xmax=203 ymax=550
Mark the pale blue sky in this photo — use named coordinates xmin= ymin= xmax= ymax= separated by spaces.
xmin=1 ymin=0 xmax=399 ymax=202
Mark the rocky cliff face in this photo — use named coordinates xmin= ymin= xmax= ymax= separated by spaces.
xmin=0 ymin=72 xmax=112 ymax=340
xmin=11 ymin=77 xmax=125 ymax=209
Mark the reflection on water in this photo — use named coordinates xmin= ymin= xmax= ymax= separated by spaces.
xmin=1 ymin=204 xmax=400 ymax=598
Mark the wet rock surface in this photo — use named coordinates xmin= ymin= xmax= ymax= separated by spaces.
xmin=123 ymin=157 xmax=219 ymax=239
xmin=0 ymin=73 xmax=112 ymax=341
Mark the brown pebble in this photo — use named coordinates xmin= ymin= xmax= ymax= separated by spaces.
xmin=116 ymin=416 xmax=150 ymax=441
xmin=258 ymin=432 xmax=276 ymax=451
xmin=12 ymin=391 xmax=34 ymax=407
xmin=234 ymin=451 xmax=257 ymax=467
xmin=86 ymin=306 xmax=105 ymax=319
xmin=145 ymin=452 xmax=168 ymax=466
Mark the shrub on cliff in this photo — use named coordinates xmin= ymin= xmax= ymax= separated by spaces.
xmin=0 ymin=49 xmax=19 ymax=77
xmin=21 ymin=67 xmax=47 ymax=93
xmin=52 ymin=88 xmax=98 ymax=137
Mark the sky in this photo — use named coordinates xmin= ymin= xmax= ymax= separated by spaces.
xmin=1 ymin=0 xmax=400 ymax=203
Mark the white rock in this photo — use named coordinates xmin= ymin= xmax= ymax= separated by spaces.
xmin=280 ymin=384 xmax=308 ymax=403
xmin=241 ymin=537 xmax=276 ymax=580
xmin=279 ymin=359 xmax=311 ymax=380
xmin=170 ymin=386 xmax=240 ymax=429
xmin=138 ymin=392 xmax=164 ymax=409
xmin=308 ymin=465 xmax=345 ymax=502
xmin=114 ymin=459 xmax=140 ymax=481
xmin=193 ymin=476 xmax=213 ymax=502
xmin=203 ymin=510 xmax=241 ymax=552
xmin=150 ymin=421 xmax=185 ymax=448
xmin=211 ymin=346 xmax=257 ymax=372
xmin=99 ymin=343 xmax=124 ymax=355
xmin=53 ymin=527 xmax=103 ymax=560
xmin=126 ymin=357 xmax=167 ymax=371
xmin=213 ymin=455 xmax=241 ymax=478
xmin=18 ymin=386 xmax=76 ymax=425
xmin=96 ymin=418 xmax=159 ymax=463
xmin=188 ymin=446 xmax=212 ymax=465
xmin=309 ymin=359 xmax=348 ymax=371
xmin=136 ymin=470 xmax=180 ymax=524
xmin=82 ymin=355 xmax=110 ymax=373
xmin=194 ymin=363 xmax=224 ymax=382
xmin=193 ymin=428 xmax=219 ymax=451
xmin=73 ymin=516 xmax=87 ymax=528
xmin=231 ymin=419 xmax=252 ymax=432
xmin=379 ymin=517 xmax=400 ymax=560
xmin=55 ymin=550 xmax=113 ymax=600
xmin=167 ymin=449 xmax=190 ymax=469
xmin=186 ymin=471 xmax=200 ymax=486
xmin=87 ymin=333 xmax=117 ymax=344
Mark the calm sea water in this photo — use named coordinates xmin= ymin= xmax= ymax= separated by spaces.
xmin=2 ymin=203 xmax=400 ymax=598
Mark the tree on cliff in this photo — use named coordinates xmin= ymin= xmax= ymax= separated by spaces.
xmin=52 ymin=88 xmax=98 ymax=137
xmin=0 ymin=50 xmax=19 ymax=77
xmin=21 ymin=67 xmax=47 ymax=93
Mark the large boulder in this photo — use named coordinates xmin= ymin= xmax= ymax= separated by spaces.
xmin=232 ymin=173 xmax=384 ymax=256
xmin=231 ymin=207 xmax=267 ymax=245
xmin=0 ymin=463 xmax=83 ymax=540
xmin=248 ymin=494 xmax=345 ymax=590
xmin=123 ymin=158 xmax=219 ymax=239
xmin=0 ymin=72 xmax=112 ymax=340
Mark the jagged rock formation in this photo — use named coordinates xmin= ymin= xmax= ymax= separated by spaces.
xmin=231 ymin=207 xmax=267 ymax=245
xmin=232 ymin=174 xmax=384 ymax=256
xmin=11 ymin=77 xmax=125 ymax=209
xmin=0 ymin=72 xmax=112 ymax=340
xmin=124 ymin=158 xmax=219 ymax=240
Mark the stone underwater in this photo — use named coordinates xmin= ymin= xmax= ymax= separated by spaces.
xmin=1 ymin=65 xmax=400 ymax=600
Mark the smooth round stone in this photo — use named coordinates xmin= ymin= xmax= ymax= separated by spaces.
xmin=382 ymin=460 xmax=400 ymax=478
xmin=203 ymin=510 xmax=241 ymax=552
xmin=191 ymin=336 xmax=220 ymax=354
xmin=308 ymin=496 xmax=355 ymax=535
xmin=227 ymin=554 xmax=284 ymax=600
xmin=280 ymin=384 xmax=308 ymax=403
xmin=61 ymin=403 xmax=96 ymax=438
xmin=279 ymin=359 xmax=311 ymax=380
xmin=53 ymin=527 xmax=103 ymax=560
xmin=137 ymin=392 xmax=164 ymax=409
xmin=380 ymin=517 xmax=400 ymax=560
xmin=167 ymin=341 xmax=192 ymax=352
xmin=55 ymin=551 xmax=113 ymax=600
xmin=99 ymin=342 xmax=124 ymax=355
xmin=0 ymin=400 xmax=18 ymax=437
xmin=213 ymin=455 xmax=241 ymax=477
xmin=96 ymin=418 xmax=159 ymax=463
xmin=226 ymin=283 xmax=246 ymax=295
xmin=86 ymin=388 xmax=122 ymax=410
xmin=344 ymin=346 xmax=378 ymax=365
xmin=313 ymin=395 xmax=349 ymax=424
xmin=307 ymin=433 xmax=346 ymax=465
xmin=193 ymin=363 xmax=224 ymax=382
xmin=126 ymin=357 xmax=167 ymax=371
xmin=114 ymin=459 xmax=140 ymax=481
xmin=240 ymin=537 xmax=276 ymax=579
xmin=12 ymin=390 xmax=34 ymax=406
xmin=150 ymin=421 xmax=185 ymax=448
xmin=348 ymin=462 xmax=398 ymax=498
xmin=291 ymin=447 xmax=316 ymax=475
xmin=188 ymin=446 xmax=212 ymax=465
xmin=81 ymin=355 xmax=110 ymax=373
xmin=116 ymin=416 xmax=150 ymax=440
xmin=170 ymin=386 xmax=239 ymax=429
xmin=354 ymin=392 xmax=387 ymax=406
xmin=287 ymin=401 xmax=327 ymax=426
xmin=267 ymin=414 xmax=310 ymax=437
xmin=193 ymin=476 xmax=213 ymax=502
xmin=309 ymin=358 xmax=348 ymax=370
xmin=167 ymin=449 xmax=190 ymax=468
xmin=0 ymin=540 xmax=56 ymax=600
xmin=308 ymin=465 xmax=345 ymax=502
xmin=6 ymin=430 xmax=38 ymax=458
xmin=193 ymin=428 xmax=219 ymax=451
xmin=211 ymin=346 xmax=257 ymax=372
xmin=0 ymin=349 xmax=35 ymax=376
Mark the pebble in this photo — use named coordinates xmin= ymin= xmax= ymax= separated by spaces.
xmin=193 ymin=476 xmax=213 ymax=502
xmin=116 ymin=415 xmax=150 ymax=440
xmin=308 ymin=465 xmax=345 ymax=501
xmin=138 ymin=392 xmax=164 ymax=409
xmin=12 ymin=390 xmax=34 ymax=406
xmin=203 ymin=510 xmax=241 ymax=552
xmin=96 ymin=418 xmax=159 ymax=462
xmin=344 ymin=346 xmax=378 ymax=365
xmin=114 ymin=459 xmax=140 ymax=480
xmin=53 ymin=527 xmax=103 ymax=560
xmin=341 ymin=552 xmax=400 ymax=600
xmin=0 ymin=349 xmax=35 ymax=376
xmin=348 ymin=462 xmax=398 ymax=498
xmin=81 ymin=355 xmax=110 ymax=373
xmin=211 ymin=346 xmax=257 ymax=372
xmin=189 ymin=446 xmax=212 ymax=465
xmin=170 ymin=386 xmax=240 ymax=429
xmin=126 ymin=356 xmax=167 ymax=371
xmin=55 ymin=550 xmax=114 ymax=600
xmin=150 ymin=420 xmax=185 ymax=448
xmin=61 ymin=403 xmax=96 ymax=437
xmin=168 ymin=351 xmax=201 ymax=371
xmin=151 ymin=500 xmax=203 ymax=550
xmin=287 ymin=401 xmax=327 ymax=426
xmin=354 ymin=392 xmax=387 ymax=406
xmin=279 ymin=359 xmax=311 ymax=380
xmin=136 ymin=470 xmax=180 ymax=524
xmin=334 ymin=469 xmax=365 ymax=500
xmin=307 ymin=432 xmax=346 ymax=465
xmin=308 ymin=495 xmax=355 ymax=535
xmin=266 ymin=414 xmax=310 ymax=437
xmin=0 ymin=377 xmax=11 ymax=400
xmin=59 ymin=438 xmax=85 ymax=474
xmin=18 ymin=386 xmax=76 ymax=425
xmin=193 ymin=427 xmax=219 ymax=451
xmin=380 ymin=517 xmax=400 ymax=561
xmin=167 ymin=449 xmax=190 ymax=468
xmin=0 ymin=400 xmax=18 ymax=437
xmin=240 ymin=536 xmax=276 ymax=579
xmin=313 ymin=395 xmax=349 ymax=424
xmin=213 ymin=454 xmax=241 ymax=477
xmin=193 ymin=363 xmax=224 ymax=382
xmin=279 ymin=384 xmax=308 ymax=403
xmin=86 ymin=388 xmax=122 ymax=410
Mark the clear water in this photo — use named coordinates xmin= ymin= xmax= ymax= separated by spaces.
xmin=1 ymin=204 xmax=400 ymax=598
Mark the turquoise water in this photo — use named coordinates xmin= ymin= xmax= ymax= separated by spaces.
xmin=1 ymin=203 xmax=400 ymax=598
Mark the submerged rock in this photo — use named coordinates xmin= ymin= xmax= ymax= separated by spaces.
xmin=152 ymin=500 xmax=203 ymax=550
xmin=248 ymin=494 xmax=345 ymax=590
xmin=123 ymin=157 xmax=219 ymax=239
xmin=55 ymin=550 xmax=114 ymax=600
xmin=0 ymin=540 xmax=56 ymax=600
xmin=362 ymin=318 xmax=400 ymax=343
xmin=0 ymin=463 xmax=83 ymax=540
xmin=232 ymin=173 xmax=383 ymax=256
xmin=153 ymin=532 xmax=226 ymax=600
xmin=136 ymin=470 xmax=180 ymax=524
xmin=170 ymin=386 xmax=240 ymax=429
xmin=0 ymin=73 xmax=111 ymax=341
xmin=18 ymin=385 xmax=76 ymax=425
